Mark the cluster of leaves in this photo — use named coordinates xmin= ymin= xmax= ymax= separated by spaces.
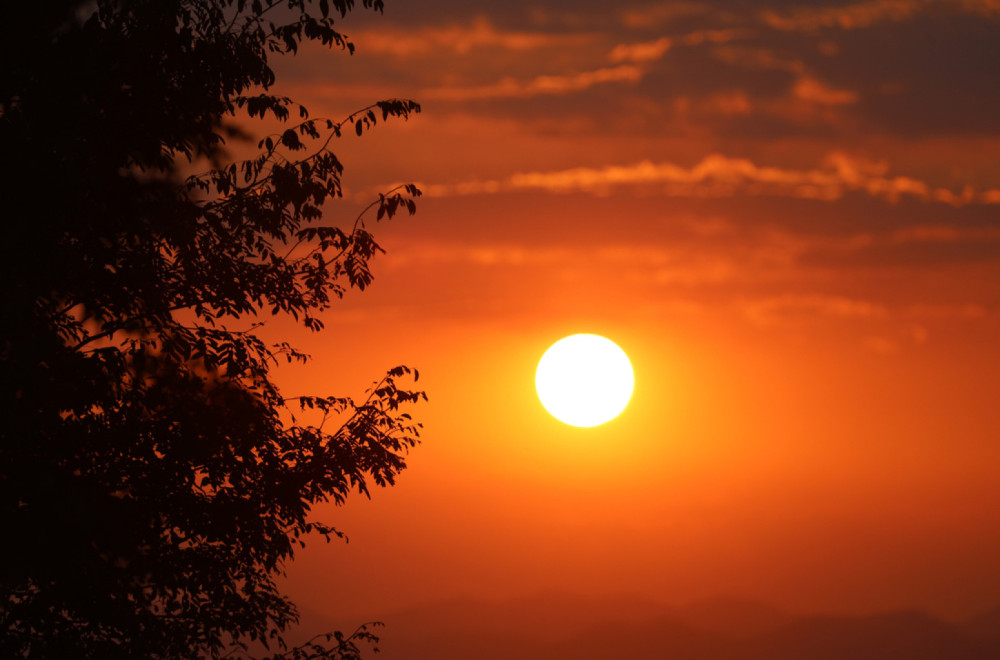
xmin=1 ymin=0 xmax=424 ymax=657
xmin=224 ymin=623 xmax=384 ymax=660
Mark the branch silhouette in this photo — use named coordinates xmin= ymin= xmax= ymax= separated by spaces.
xmin=0 ymin=1 xmax=424 ymax=657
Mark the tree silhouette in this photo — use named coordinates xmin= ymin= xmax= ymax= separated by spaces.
xmin=0 ymin=1 xmax=424 ymax=657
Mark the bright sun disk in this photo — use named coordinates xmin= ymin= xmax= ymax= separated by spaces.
xmin=535 ymin=334 xmax=634 ymax=427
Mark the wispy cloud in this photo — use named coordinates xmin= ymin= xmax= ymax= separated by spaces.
xmin=763 ymin=0 xmax=926 ymax=31
xmin=609 ymin=29 xmax=740 ymax=63
xmin=903 ymin=220 xmax=1000 ymax=242
xmin=621 ymin=3 xmax=716 ymax=28
xmin=609 ymin=37 xmax=673 ymax=63
xmin=762 ymin=0 xmax=1000 ymax=31
xmin=420 ymin=65 xmax=642 ymax=101
xmin=709 ymin=46 xmax=857 ymax=109
xmin=351 ymin=16 xmax=591 ymax=56
xmin=793 ymin=76 xmax=858 ymax=105
xmin=680 ymin=28 xmax=745 ymax=47
xmin=419 ymin=152 xmax=1000 ymax=205
xmin=741 ymin=294 xmax=889 ymax=327
xmin=739 ymin=294 xmax=938 ymax=353
xmin=384 ymin=243 xmax=572 ymax=268
xmin=382 ymin=241 xmax=771 ymax=288
xmin=711 ymin=44 xmax=804 ymax=73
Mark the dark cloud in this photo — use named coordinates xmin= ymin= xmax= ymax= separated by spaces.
xmin=802 ymin=236 xmax=1000 ymax=270
xmin=808 ymin=14 xmax=1000 ymax=136
xmin=345 ymin=2 xmax=1000 ymax=143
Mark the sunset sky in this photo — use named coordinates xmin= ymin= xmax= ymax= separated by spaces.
xmin=249 ymin=0 xmax=1000 ymax=641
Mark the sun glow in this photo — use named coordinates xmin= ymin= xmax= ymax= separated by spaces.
xmin=535 ymin=334 xmax=634 ymax=427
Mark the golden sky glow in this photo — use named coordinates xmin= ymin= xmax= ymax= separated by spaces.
xmin=256 ymin=0 xmax=1000 ymax=649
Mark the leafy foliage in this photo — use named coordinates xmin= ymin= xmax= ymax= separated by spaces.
xmin=0 ymin=0 xmax=424 ymax=657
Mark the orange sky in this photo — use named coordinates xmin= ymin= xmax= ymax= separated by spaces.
xmin=248 ymin=0 xmax=1000 ymax=637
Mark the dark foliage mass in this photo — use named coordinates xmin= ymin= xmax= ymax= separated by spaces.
xmin=0 ymin=1 xmax=424 ymax=657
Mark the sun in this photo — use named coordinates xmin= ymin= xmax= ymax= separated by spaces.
xmin=535 ymin=334 xmax=634 ymax=427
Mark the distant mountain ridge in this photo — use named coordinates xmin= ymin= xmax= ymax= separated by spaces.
xmin=365 ymin=593 xmax=1000 ymax=660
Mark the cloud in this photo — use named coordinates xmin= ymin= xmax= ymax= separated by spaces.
xmin=699 ymin=90 xmax=754 ymax=116
xmin=385 ymin=243 xmax=571 ymax=268
xmin=904 ymin=302 xmax=990 ymax=319
xmin=621 ymin=3 xmax=714 ymax=28
xmin=610 ymin=37 xmax=673 ymax=63
xmin=960 ymin=0 xmax=1000 ymax=17
xmin=711 ymin=45 xmax=804 ymax=73
xmin=741 ymin=294 xmax=889 ymax=327
xmin=707 ymin=45 xmax=859 ymax=115
xmin=420 ymin=152 xmax=998 ymax=206
xmin=708 ymin=46 xmax=857 ymax=110
xmin=609 ymin=29 xmax=740 ymax=63
xmin=801 ymin=219 xmax=1000 ymax=270
xmin=382 ymin=241 xmax=754 ymax=288
xmin=351 ymin=16 xmax=590 ymax=56
xmin=793 ymin=76 xmax=858 ymax=105
xmin=680 ymin=28 xmax=745 ymax=47
xmin=762 ymin=0 xmax=930 ymax=31
xmin=862 ymin=323 xmax=930 ymax=353
xmin=762 ymin=0 xmax=1000 ymax=32
xmin=739 ymin=293 xmax=940 ymax=352
xmin=421 ymin=65 xmax=642 ymax=101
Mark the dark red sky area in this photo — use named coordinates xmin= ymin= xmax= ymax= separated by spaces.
xmin=245 ymin=0 xmax=1000 ymax=643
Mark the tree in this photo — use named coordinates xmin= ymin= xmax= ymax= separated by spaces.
xmin=0 ymin=1 xmax=425 ymax=657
